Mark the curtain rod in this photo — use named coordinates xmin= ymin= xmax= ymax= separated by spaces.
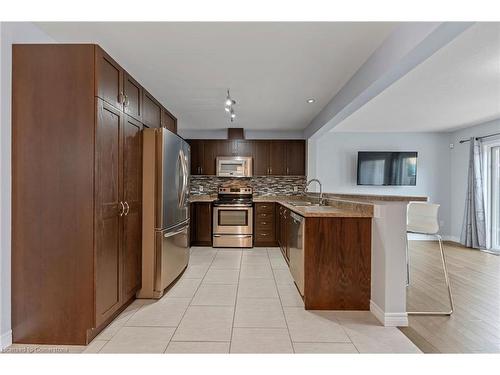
xmin=459 ymin=131 xmax=500 ymax=144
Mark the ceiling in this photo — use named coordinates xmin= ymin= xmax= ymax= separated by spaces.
xmin=36 ymin=22 xmax=396 ymax=131
xmin=333 ymin=22 xmax=500 ymax=133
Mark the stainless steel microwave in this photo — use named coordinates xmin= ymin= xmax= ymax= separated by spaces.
xmin=216 ymin=156 xmax=253 ymax=178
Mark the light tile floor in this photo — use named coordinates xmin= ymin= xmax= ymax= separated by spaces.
xmin=3 ymin=247 xmax=421 ymax=354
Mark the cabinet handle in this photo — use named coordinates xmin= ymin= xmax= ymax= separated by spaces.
xmin=286 ymin=167 xmax=289 ymax=175
xmin=261 ymin=222 xmax=267 ymax=225
xmin=124 ymin=94 xmax=130 ymax=107
xmin=269 ymin=167 xmax=272 ymax=174
xmin=119 ymin=201 xmax=125 ymax=216
xmin=118 ymin=92 xmax=125 ymax=105
xmin=124 ymin=201 xmax=130 ymax=216
xmin=261 ymin=233 xmax=268 ymax=237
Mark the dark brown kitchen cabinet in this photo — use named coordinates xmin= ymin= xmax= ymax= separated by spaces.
xmin=142 ymin=90 xmax=162 ymax=128
xmin=121 ymin=115 xmax=143 ymax=304
xmin=286 ymin=140 xmax=306 ymax=175
xmin=12 ymin=44 xmax=176 ymax=346
xmin=254 ymin=202 xmax=277 ymax=246
xmin=190 ymin=202 xmax=212 ymax=246
xmin=203 ymin=141 xmax=218 ymax=175
xmin=269 ymin=141 xmax=287 ymax=175
xmin=95 ymin=46 xmax=123 ymax=110
xmin=188 ymin=140 xmax=205 ymax=175
xmin=161 ymin=107 xmax=177 ymax=134
xmin=253 ymin=140 xmax=270 ymax=176
xmin=123 ymin=72 xmax=143 ymax=122
xmin=95 ymin=99 xmax=124 ymax=327
xmin=186 ymin=139 xmax=306 ymax=176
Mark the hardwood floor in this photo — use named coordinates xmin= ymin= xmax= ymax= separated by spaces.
xmin=401 ymin=240 xmax=500 ymax=353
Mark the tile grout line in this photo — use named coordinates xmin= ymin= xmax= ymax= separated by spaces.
xmin=162 ymin=248 xmax=217 ymax=353
xmin=228 ymin=248 xmax=244 ymax=354
xmin=268 ymin=247 xmax=296 ymax=354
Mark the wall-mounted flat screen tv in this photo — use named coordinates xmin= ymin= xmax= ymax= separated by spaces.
xmin=357 ymin=151 xmax=417 ymax=186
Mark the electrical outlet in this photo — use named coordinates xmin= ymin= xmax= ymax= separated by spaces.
xmin=293 ymin=186 xmax=298 ymax=192
xmin=199 ymin=186 xmax=204 ymax=192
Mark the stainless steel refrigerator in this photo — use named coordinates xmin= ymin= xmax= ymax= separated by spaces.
xmin=138 ymin=128 xmax=190 ymax=299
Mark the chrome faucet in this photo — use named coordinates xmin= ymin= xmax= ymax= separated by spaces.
xmin=306 ymin=178 xmax=324 ymax=205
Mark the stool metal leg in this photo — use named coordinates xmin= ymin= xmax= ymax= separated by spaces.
xmin=407 ymin=234 xmax=454 ymax=316
xmin=405 ymin=232 xmax=410 ymax=286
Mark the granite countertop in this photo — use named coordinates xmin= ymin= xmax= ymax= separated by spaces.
xmin=274 ymin=200 xmax=373 ymax=218
xmin=189 ymin=194 xmax=373 ymax=218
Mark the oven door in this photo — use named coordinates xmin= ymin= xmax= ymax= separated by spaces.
xmin=213 ymin=206 xmax=253 ymax=235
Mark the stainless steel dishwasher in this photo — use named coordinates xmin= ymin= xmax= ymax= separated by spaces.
xmin=288 ymin=212 xmax=305 ymax=296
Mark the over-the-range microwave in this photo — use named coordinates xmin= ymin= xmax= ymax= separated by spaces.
xmin=216 ymin=156 xmax=253 ymax=178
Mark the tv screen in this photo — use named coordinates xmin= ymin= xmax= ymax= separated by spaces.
xmin=357 ymin=151 xmax=417 ymax=186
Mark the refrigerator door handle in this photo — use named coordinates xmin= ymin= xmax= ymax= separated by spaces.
xmin=164 ymin=225 xmax=188 ymax=238
xmin=177 ymin=150 xmax=185 ymax=208
xmin=178 ymin=148 xmax=188 ymax=208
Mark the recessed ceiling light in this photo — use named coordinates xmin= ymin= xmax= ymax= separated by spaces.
xmin=306 ymin=98 xmax=315 ymax=104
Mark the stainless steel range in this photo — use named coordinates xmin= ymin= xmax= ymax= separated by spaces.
xmin=213 ymin=187 xmax=253 ymax=248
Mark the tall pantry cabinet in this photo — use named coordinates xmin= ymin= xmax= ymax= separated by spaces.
xmin=12 ymin=44 xmax=168 ymax=345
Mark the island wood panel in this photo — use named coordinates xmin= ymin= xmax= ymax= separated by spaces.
xmin=12 ymin=44 xmax=96 ymax=344
xmin=304 ymin=217 xmax=372 ymax=310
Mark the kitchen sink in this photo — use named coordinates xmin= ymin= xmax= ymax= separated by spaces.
xmin=287 ymin=201 xmax=321 ymax=207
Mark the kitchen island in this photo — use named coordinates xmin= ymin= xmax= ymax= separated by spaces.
xmin=190 ymin=192 xmax=426 ymax=327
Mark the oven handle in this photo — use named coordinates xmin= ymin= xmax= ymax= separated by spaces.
xmin=213 ymin=206 xmax=253 ymax=210
xmin=213 ymin=234 xmax=253 ymax=238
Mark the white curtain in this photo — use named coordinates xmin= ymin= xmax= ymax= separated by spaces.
xmin=461 ymin=137 xmax=487 ymax=249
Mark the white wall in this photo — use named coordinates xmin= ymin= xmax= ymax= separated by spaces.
xmin=449 ymin=119 xmax=500 ymax=242
xmin=310 ymin=131 xmax=452 ymax=235
xmin=0 ymin=22 xmax=54 ymax=349
xmin=177 ymin=128 xmax=305 ymax=140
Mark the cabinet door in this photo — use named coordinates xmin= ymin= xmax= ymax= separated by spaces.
xmin=123 ymin=72 xmax=143 ymax=122
xmin=194 ymin=203 xmax=212 ymax=245
xmin=161 ymin=108 xmax=177 ymax=134
xmin=142 ymin=91 xmax=162 ymax=128
xmin=236 ymin=140 xmax=253 ymax=157
xmin=286 ymin=140 xmax=306 ymax=175
xmin=95 ymin=47 xmax=123 ymax=110
xmin=95 ymin=99 xmax=123 ymax=326
xmin=122 ymin=115 xmax=143 ymax=302
xmin=253 ymin=140 xmax=269 ymax=176
xmin=188 ymin=140 xmax=204 ymax=175
xmin=269 ymin=141 xmax=287 ymax=175
xmin=203 ymin=140 xmax=218 ymax=175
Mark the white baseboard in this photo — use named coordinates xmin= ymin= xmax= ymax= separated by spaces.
xmin=0 ymin=330 xmax=13 ymax=350
xmin=370 ymin=300 xmax=408 ymax=327
xmin=407 ymin=234 xmax=460 ymax=243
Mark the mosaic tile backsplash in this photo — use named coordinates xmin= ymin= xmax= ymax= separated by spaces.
xmin=190 ymin=176 xmax=307 ymax=196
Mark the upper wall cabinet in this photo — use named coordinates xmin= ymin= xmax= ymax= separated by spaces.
xmin=123 ymin=72 xmax=143 ymax=122
xmin=161 ymin=107 xmax=177 ymax=134
xmin=142 ymin=90 xmax=162 ymax=129
xmin=95 ymin=46 xmax=176 ymax=132
xmin=95 ymin=47 xmax=123 ymax=110
xmin=187 ymin=139 xmax=306 ymax=176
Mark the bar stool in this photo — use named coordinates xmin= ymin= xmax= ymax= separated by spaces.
xmin=406 ymin=202 xmax=454 ymax=315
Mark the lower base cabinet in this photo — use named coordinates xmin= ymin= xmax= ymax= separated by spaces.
xmin=190 ymin=202 xmax=213 ymax=246
xmin=254 ymin=202 xmax=277 ymax=246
